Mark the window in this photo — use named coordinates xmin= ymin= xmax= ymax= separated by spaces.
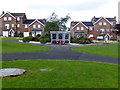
xmin=8 ymin=17 xmax=12 ymax=21
xmin=33 ymin=25 xmax=36 ymax=28
xmin=111 ymin=29 xmax=113 ymax=32
xmin=89 ymin=27 xmax=93 ymax=30
xmin=52 ymin=34 xmax=56 ymax=39
xmin=25 ymin=25 xmax=28 ymax=28
xmin=103 ymin=22 xmax=107 ymax=26
xmin=99 ymin=22 xmax=102 ymax=25
xmin=81 ymin=27 xmax=84 ymax=30
xmin=65 ymin=34 xmax=69 ymax=39
xmin=38 ymin=25 xmax=41 ymax=28
xmin=106 ymin=29 xmax=109 ymax=32
xmin=17 ymin=17 xmax=20 ymax=21
xmin=100 ymin=29 xmax=104 ymax=34
xmin=5 ymin=24 xmax=9 ymax=29
xmin=59 ymin=34 xmax=63 ymax=39
xmin=11 ymin=24 xmax=14 ymax=27
xmin=4 ymin=17 xmax=7 ymax=21
xmin=76 ymin=27 xmax=79 ymax=30
xmin=17 ymin=24 xmax=20 ymax=28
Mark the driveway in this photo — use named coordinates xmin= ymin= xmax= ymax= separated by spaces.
xmin=2 ymin=41 xmax=118 ymax=64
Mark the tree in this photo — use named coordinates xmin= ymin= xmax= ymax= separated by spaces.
xmin=44 ymin=12 xmax=71 ymax=37
xmin=58 ymin=14 xmax=71 ymax=31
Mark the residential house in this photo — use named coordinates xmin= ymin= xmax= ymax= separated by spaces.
xmin=0 ymin=11 xmax=46 ymax=37
xmin=70 ymin=21 xmax=94 ymax=38
xmin=91 ymin=16 xmax=117 ymax=40
xmin=70 ymin=16 xmax=117 ymax=40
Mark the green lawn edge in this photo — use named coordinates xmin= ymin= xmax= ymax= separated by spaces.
xmin=2 ymin=60 xmax=118 ymax=88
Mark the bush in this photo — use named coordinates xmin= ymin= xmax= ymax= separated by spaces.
xmin=34 ymin=34 xmax=41 ymax=41
xmin=78 ymin=37 xmax=93 ymax=44
xmin=28 ymin=36 xmax=34 ymax=41
xmin=71 ymin=36 xmax=93 ymax=44
xmin=39 ymin=38 xmax=47 ymax=44
xmin=23 ymin=37 xmax=30 ymax=42
xmin=71 ymin=38 xmax=79 ymax=43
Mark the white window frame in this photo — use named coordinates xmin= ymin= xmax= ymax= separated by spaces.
xmin=38 ymin=25 xmax=41 ymax=28
xmin=11 ymin=24 xmax=14 ymax=27
xmin=106 ymin=29 xmax=109 ymax=32
xmin=17 ymin=17 xmax=20 ymax=21
xmin=81 ymin=27 xmax=84 ymax=30
xmin=89 ymin=27 xmax=93 ymax=30
xmin=17 ymin=24 xmax=20 ymax=28
xmin=33 ymin=25 xmax=36 ymax=28
xmin=103 ymin=22 xmax=107 ymax=26
xmin=8 ymin=17 xmax=12 ymax=21
xmin=5 ymin=24 xmax=9 ymax=29
xmin=100 ymin=29 xmax=104 ymax=34
xmin=99 ymin=22 xmax=102 ymax=25
xmin=76 ymin=27 xmax=79 ymax=30
xmin=4 ymin=17 xmax=7 ymax=21
xmin=25 ymin=25 xmax=28 ymax=28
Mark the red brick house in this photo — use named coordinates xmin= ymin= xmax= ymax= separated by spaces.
xmin=0 ymin=11 xmax=46 ymax=37
xmin=70 ymin=21 xmax=94 ymax=38
xmin=70 ymin=16 xmax=117 ymax=40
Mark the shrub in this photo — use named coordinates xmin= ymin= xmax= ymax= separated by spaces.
xmin=34 ymin=34 xmax=41 ymax=41
xmin=71 ymin=38 xmax=79 ymax=43
xmin=23 ymin=37 xmax=30 ymax=42
xmin=78 ymin=37 xmax=93 ymax=44
xmin=39 ymin=38 xmax=47 ymax=44
xmin=71 ymin=36 xmax=93 ymax=44
xmin=28 ymin=36 xmax=34 ymax=41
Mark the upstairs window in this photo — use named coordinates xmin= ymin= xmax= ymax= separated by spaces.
xmin=4 ymin=17 xmax=7 ymax=21
xmin=17 ymin=24 xmax=20 ymax=28
xmin=33 ymin=25 xmax=36 ymax=28
xmin=106 ymin=29 xmax=109 ymax=32
xmin=103 ymin=22 xmax=107 ymax=26
xmin=17 ymin=17 xmax=20 ymax=21
xmin=8 ymin=17 xmax=12 ymax=21
xmin=38 ymin=25 xmax=41 ymax=28
xmin=99 ymin=22 xmax=102 ymax=25
xmin=76 ymin=27 xmax=79 ymax=30
xmin=25 ymin=25 xmax=28 ymax=28
xmin=11 ymin=24 xmax=14 ymax=27
xmin=81 ymin=27 xmax=84 ymax=30
xmin=89 ymin=27 xmax=93 ymax=30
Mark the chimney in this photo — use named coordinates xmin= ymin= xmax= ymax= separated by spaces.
xmin=2 ymin=11 xmax=4 ymax=14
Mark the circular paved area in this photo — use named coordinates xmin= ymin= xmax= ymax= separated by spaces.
xmin=2 ymin=41 xmax=119 ymax=64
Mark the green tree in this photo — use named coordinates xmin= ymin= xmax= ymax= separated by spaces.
xmin=44 ymin=12 xmax=70 ymax=37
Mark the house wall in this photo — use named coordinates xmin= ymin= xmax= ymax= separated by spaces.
xmin=93 ymin=18 xmax=117 ymax=40
xmin=70 ymin=23 xmax=88 ymax=38
xmin=1 ymin=13 xmax=16 ymax=32
xmin=28 ymin=21 xmax=44 ymax=36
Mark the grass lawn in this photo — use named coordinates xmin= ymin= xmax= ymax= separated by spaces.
xmin=1 ymin=42 xmax=52 ymax=53
xmin=2 ymin=60 xmax=118 ymax=88
xmin=103 ymin=43 xmax=120 ymax=46
xmin=72 ymin=46 xmax=119 ymax=58
xmin=0 ymin=38 xmax=22 ymax=41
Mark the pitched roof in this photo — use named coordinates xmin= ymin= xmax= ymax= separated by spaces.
xmin=93 ymin=17 xmax=116 ymax=23
xmin=11 ymin=13 xmax=26 ymax=17
xmin=38 ymin=19 xmax=46 ymax=24
xmin=106 ymin=18 xmax=116 ymax=22
xmin=23 ymin=19 xmax=35 ymax=24
xmin=82 ymin=22 xmax=94 ymax=27
xmin=71 ymin=21 xmax=79 ymax=27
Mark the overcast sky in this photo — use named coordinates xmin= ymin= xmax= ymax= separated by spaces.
xmin=0 ymin=0 xmax=119 ymax=25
